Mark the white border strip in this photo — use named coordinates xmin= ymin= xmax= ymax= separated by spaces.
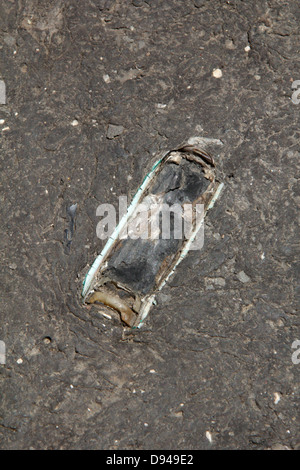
xmin=82 ymin=157 xmax=164 ymax=298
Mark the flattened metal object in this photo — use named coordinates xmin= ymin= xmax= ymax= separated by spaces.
xmin=82 ymin=144 xmax=224 ymax=328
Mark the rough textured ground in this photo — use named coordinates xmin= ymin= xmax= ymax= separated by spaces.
xmin=0 ymin=0 xmax=299 ymax=450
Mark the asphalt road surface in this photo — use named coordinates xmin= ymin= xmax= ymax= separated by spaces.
xmin=0 ymin=0 xmax=299 ymax=450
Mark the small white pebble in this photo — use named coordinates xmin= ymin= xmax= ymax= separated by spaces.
xmin=71 ymin=119 xmax=79 ymax=127
xmin=274 ymin=392 xmax=281 ymax=405
xmin=17 ymin=358 xmax=23 ymax=364
xmin=149 ymin=369 xmax=156 ymax=374
xmin=157 ymin=103 xmax=167 ymax=109
xmin=206 ymin=431 xmax=213 ymax=443
xmin=2 ymin=126 xmax=10 ymax=132
xmin=144 ymin=423 xmax=148 ymax=427
xmin=244 ymin=45 xmax=251 ymax=52
xmin=70 ymin=384 xmax=74 ymax=389
xmin=101 ymin=313 xmax=112 ymax=320
xmin=103 ymin=74 xmax=111 ymax=83
xmin=0 ymin=119 xmax=5 ymax=124
xmin=261 ymin=252 xmax=265 ymax=260
xmin=212 ymin=68 xmax=222 ymax=78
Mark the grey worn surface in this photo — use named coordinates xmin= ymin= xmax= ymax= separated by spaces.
xmin=0 ymin=0 xmax=299 ymax=449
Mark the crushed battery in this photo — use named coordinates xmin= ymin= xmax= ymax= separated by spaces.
xmin=82 ymin=143 xmax=224 ymax=328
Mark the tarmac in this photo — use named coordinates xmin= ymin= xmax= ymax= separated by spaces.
xmin=0 ymin=0 xmax=299 ymax=449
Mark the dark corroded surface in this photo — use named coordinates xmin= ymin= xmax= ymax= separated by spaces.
xmin=0 ymin=0 xmax=299 ymax=449
xmin=104 ymin=156 xmax=211 ymax=296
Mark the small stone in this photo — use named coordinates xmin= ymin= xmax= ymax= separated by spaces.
xmin=194 ymin=0 xmax=205 ymax=7
xmin=274 ymin=392 xmax=281 ymax=404
xmin=103 ymin=74 xmax=111 ymax=83
xmin=244 ymin=45 xmax=251 ymax=52
xmin=17 ymin=358 xmax=23 ymax=364
xmin=101 ymin=312 xmax=112 ymax=320
xmin=0 ymin=341 xmax=6 ymax=365
xmin=106 ymin=124 xmax=124 ymax=139
xmin=212 ymin=277 xmax=226 ymax=287
xmin=71 ymin=119 xmax=79 ymax=127
xmin=0 ymin=119 xmax=5 ymax=125
xmin=225 ymin=39 xmax=235 ymax=50
xmin=237 ymin=271 xmax=251 ymax=283
xmin=212 ymin=68 xmax=223 ymax=78
xmin=0 ymin=80 xmax=6 ymax=105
